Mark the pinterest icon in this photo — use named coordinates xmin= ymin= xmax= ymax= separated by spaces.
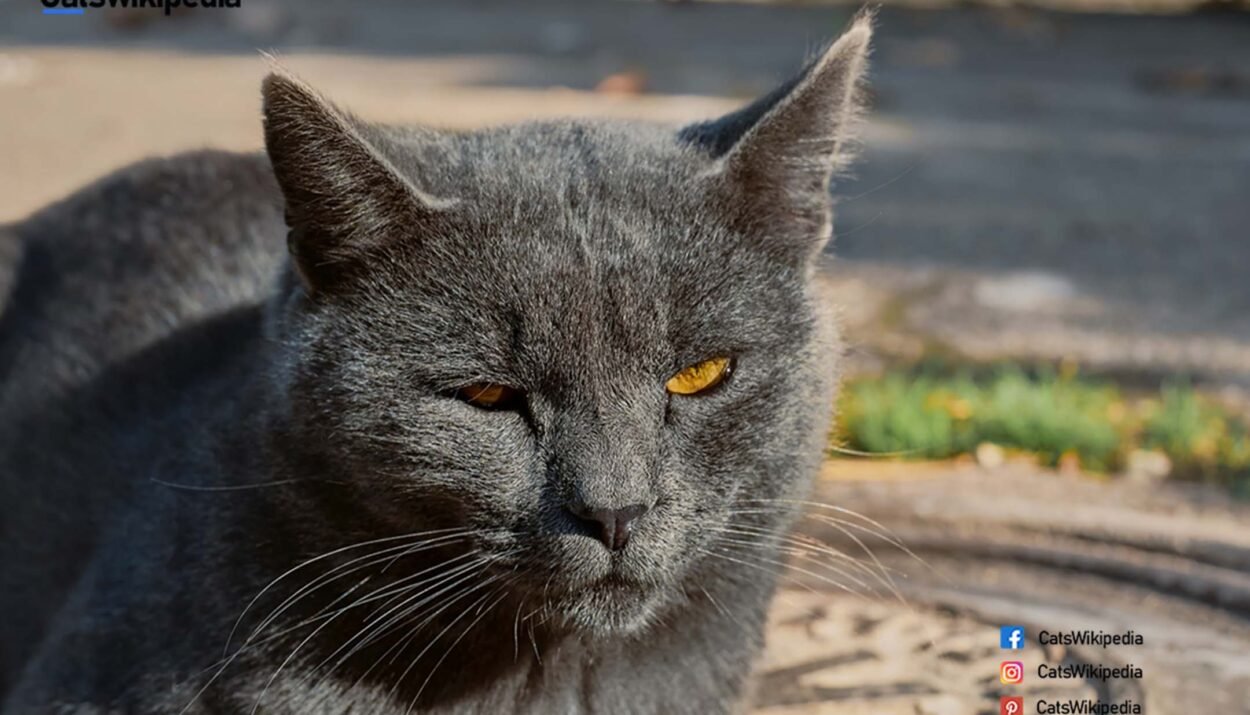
xmin=1000 ymin=696 xmax=1024 ymax=715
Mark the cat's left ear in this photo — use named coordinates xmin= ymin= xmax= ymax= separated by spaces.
xmin=262 ymin=71 xmax=454 ymax=295
xmin=682 ymin=12 xmax=872 ymax=262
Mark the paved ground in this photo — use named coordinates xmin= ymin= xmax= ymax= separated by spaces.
xmin=754 ymin=461 xmax=1250 ymax=714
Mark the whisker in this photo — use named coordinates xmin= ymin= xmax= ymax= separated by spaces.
xmin=512 ymin=599 xmax=525 ymax=663
xmin=841 ymin=161 xmax=919 ymax=202
xmin=724 ymin=510 xmax=908 ymax=604
xmin=715 ymin=521 xmax=890 ymax=568
xmin=796 ymin=509 xmax=940 ymax=582
xmin=528 ymin=622 xmax=543 ymax=666
xmin=246 ymin=546 xmax=478 ymax=714
xmin=318 ymin=556 xmax=490 ymax=685
xmin=386 ymin=574 xmax=505 ymax=706
xmin=711 ymin=526 xmax=879 ymax=583
xmin=737 ymin=511 xmax=916 ymax=605
xmin=708 ymin=533 xmax=873 ymax=597
xmin=737 ymin=499 xmax=901 ymax=541
xmin=698 ymin=585 xmax=732 ymax=621
xmin=720 ymin=532 xmax=875 ymax=590
xmin=714 ymin=521 xmax=902 ymax=590
xmin=737 ymin=498 xmax=932 ymax=570
xmin=407 ymin=584 xmax=511 ymax=713
xmin=194 ymin=552 xmax=479 ymax=694
xmin=700 ymin=544 xmax=865 ymax=600
xmin=182 ymin=529 xmax=472 ymax=715
xmin=827 ymin=443 xmax=921 ymax=459
xmin=697 ymin=547 xmax=819 ymax=599
xmin=150 ymin=477 xmax=336 ymax=492
xmin=226 ymin=528 xmax=470 ymax=656
xmin=834 ymin=210 xmax=882 ymax=238
xmin=241 ymin=533 xmax=472 ymax=655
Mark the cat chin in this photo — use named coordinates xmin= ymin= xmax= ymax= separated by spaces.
xmin=551 ymin=580 xmax=671 ymax=637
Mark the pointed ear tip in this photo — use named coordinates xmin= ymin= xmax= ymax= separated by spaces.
xmin=260 ymin=70 xmax=328 ymax=120
xmin=850 ymin=5 xmax=878 ymax=30
xmin=261 ymin=70 xmax=301 ymax=100
xmin=831 ymin=9 xmax=876 ymax=53
xmin=804 ymin=13 xmax=872 ymax=78
xmin=840 ymin=12 xmax=870 ymax=46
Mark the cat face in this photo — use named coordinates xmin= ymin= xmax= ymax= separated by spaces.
xmin=262 ymin=20 xmax=869 ymax=634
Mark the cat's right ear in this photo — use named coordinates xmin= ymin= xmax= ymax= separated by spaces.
xmin=262 ymin=72 xmax=453 ymax=294
xmin=680 ymin=12 xmax=872 ymax=264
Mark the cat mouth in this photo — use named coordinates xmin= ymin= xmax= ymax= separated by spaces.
xmin=589 ymin=572 xmax=650 ymax=594
xmin=548 ymin=576 xmax=668 ymax=635
xmin=568 ymin=553 xmax=669 ymax=596
xmin=525 ymin=564 xmax=656 ymax=600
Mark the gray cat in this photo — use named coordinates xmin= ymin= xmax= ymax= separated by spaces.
xmin=0 ymin=15 xmax=870 ymax=714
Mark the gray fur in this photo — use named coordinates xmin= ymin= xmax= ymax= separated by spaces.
xmin=0 ymin=16 xmax=871 ymax=714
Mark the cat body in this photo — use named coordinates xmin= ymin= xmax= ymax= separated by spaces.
xmin=0 ymin=17 xmax=871 ymax=714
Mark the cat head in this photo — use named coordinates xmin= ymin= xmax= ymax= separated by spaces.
xmin=261 ymin=16 xmax=870 ymax=635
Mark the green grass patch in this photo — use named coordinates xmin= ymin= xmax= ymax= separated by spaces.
xmin=1141 ymin=385 xmax=1250 ymax=485
xmin=834 ymin=366 xmax=1250 ymax=494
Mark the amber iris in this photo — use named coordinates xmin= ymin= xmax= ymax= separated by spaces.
xmin=458 ymin=384 xmax=521 ymax=409
xmin=665 ymin=357 xmax=732 ymax=396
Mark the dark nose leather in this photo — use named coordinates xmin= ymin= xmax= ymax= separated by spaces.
xmin=566 ymin=502 xmax=649 ymax=551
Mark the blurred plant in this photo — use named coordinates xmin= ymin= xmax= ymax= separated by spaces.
xmin=833 ymin=366 xmax=1250 ymax=494
xmin=1141 ymin=383 xmax=1250 ymax=487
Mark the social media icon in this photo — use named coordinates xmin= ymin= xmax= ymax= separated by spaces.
xmin=1000 ymin=660 xmax=1025 ymax=684
xmin=1000 ymin=696 xmax=1024 ymax=715
xmin=1000 ymin=625 xmax=1025 ymax=650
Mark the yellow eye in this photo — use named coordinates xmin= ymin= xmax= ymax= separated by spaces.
xmin=457 ymin=384 xmax=522 ymax=410
xmin=665 ymin=357 xmax=732 ymax=396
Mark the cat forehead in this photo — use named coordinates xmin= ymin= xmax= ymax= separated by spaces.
xmin=325 ymin=125 xmax=808 ymax=363
xmin=469 ymin=120 xmax=697 ymax=168
xmin=387 ymin=120 xmax=709 ymax=204
xmin=370 ymin=122 xmax=722 ymax=272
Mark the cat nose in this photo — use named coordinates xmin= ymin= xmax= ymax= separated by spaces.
xmin=565 ymin=501 xmax=649 ymax=551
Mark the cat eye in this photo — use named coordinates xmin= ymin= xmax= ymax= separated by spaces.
xmin=455 ymin=383 xmax=524 ymax=411
xmin=665 ymin=357 xmax=733 ymax=396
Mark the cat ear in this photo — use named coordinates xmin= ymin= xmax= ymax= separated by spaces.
xmin=682 ymin=13 xmax=872 ymax=261
xmin=262 ymin=72 xmax=452 ymax=294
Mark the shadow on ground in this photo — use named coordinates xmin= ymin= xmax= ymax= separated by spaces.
xmin=3 ymin=1 xmax=1248 ymax=391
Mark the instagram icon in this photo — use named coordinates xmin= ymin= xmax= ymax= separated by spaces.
xmin=1000 ymin=696 xmax=1024 ymax=715
xmin=1000 ymin=661 xmax=1024 ymax=684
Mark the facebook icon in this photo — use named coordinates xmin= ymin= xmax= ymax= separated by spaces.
xmin=1000 ymin=626 xmax=1025 ymax=650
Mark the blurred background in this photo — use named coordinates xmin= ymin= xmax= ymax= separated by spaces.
xmin=2 ymin=0 xmax=1249 ymax=712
